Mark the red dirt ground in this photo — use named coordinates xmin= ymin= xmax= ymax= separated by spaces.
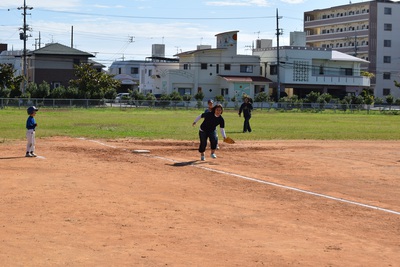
xmin=1 ymin=137 xmax=399 ymax=266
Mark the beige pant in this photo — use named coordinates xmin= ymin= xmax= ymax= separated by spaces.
xmin=26 ymin=129 xmax=35 ymax=153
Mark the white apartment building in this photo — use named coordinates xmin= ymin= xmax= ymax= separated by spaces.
xmin=253 ymin=32 xmax=370 ymax=99
xmin=304 ymin=0 xmax=400 ymax=98
xmin=158 ymin=31 xmax=272 ymax=100
xmin=0 ymin=44 xmax=23 ymax=76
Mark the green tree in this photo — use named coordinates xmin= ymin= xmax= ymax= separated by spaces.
xmin=386 ymin=95 xmax=394 ymax=110
xmin=215 ymin=95 xmax=225 ymax=103
xmin=305 ymin=91 xmax=320 ymax=103
xmin=159 ymin=93 xmax=171 ymax=107
xmin=170 ymin=91 xmax=183 ymax=108
xmin=26 ymin=81 xmax=51 ymax=98
xmin=69 ymin=63 xmax=120 ymax=99
xmin=132 ymin=90 xmax=145 ymax=107
xmin=146 ymin=92 xmax=157 ymax=107
xmin=0 ymin=63 xmax=24 ymax=98
xmin=194 ymin=91 xmax=204 ymax=109
xmin=194 ymin=91 xmax=204 ymax=101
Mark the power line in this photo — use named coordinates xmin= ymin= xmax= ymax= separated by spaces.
xmin=36 ymin=8 xmax=276 ymax=21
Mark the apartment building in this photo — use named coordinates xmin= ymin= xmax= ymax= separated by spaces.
xmin=253 ymin=32 xmax=370 ymax=99
xmin=304 ymin=0 xmax=400 ymax=98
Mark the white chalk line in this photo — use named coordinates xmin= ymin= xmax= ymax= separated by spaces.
xmin=81 ymin=138 xmax=400 ymax=216
xmin=151 ymin=155 xmax=400 ymax=216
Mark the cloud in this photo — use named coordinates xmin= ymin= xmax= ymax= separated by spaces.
xmin=0 ymin=0 xmax=81 ymax=10
xmin=206 ymin=0 xmax=269 ymax=7
xmin=280 ymin=0 xmax=305 ymax=4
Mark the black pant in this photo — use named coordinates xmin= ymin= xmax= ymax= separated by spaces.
xmin=243 ymin=116 xmax=252 ymax=132
xmin=198 ymin=130 xmax=217 ymax=153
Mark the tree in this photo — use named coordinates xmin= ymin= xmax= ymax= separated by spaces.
xmin=386 ymin=95 xmax=394 ymax=110
xmin=305 ymin=91 xmax=320 ymax=103
xmin=146 ymin=92 xmax=157 ymax=107
xmin=132 ymin=90 xmax=145 ymax=107
xmin=0 ymin=63 xmax=24 ymax=98
xmin=69 ymin=63 xmax=120 ymax=99
xmin=194 ymin=91 xmax=204 ymax=109
xmin=26 ymin=81 xmax=50 ymax=98
xmin=169 ymin=91 xmax=183 ymax=108
xmin=194 ymin=91 xmax=204 ymax=101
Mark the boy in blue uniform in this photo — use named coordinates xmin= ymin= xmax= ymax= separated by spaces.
xmin=26 ymin=106 xmax=38 ymax=157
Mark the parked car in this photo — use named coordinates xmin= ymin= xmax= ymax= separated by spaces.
xmin=115 ymin=93 xmax=130 ymax=103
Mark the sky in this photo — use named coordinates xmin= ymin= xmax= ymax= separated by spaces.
xmin=0 ymin=0 xmax=375 ymax=68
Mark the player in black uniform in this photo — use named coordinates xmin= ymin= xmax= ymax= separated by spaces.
xmin=238 ymin=97 xmax=253 ymax=133
xmin=192 ymin=104 xmax=227 ymax=161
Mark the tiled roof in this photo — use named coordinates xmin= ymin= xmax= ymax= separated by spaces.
xmin=29 ymin=43 xmax=94 ymax=57
xmin=219 ymin=75 xmax=273 ymax=83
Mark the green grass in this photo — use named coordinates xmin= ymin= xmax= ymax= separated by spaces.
xmin=0 ymin=107 xmax=399 ymax=141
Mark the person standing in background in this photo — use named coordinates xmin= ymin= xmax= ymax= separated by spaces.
xmin=238 ymin=97 xmax=253 ymax=133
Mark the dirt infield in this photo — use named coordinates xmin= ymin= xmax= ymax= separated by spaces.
xmin=1 ymin=137 xmax=399 ymax=266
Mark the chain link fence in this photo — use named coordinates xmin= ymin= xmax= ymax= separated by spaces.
xmin=0 ymin=97 xmax=397 ymax=113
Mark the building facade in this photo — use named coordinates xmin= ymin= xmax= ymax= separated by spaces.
xmin=253 ymin=44 xmax=370 ymax=99
xmin=27 ymin=43 xmax=94 ymax=89
xmin=304 ymin=0 xmax=400 ymax=98
xmin=167 ymin=31 xmax=271 ymax=100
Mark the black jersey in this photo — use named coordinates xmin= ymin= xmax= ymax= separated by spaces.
xmin=200 ymin=112 xmax=225 ymax=133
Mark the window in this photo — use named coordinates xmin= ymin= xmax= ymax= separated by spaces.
xmin=148 ymin=69 xmax=152 ymax=76
xmin=319 ymin=65 xmax=324 ymax=75
xmin=224 ymin=64 xmax=231 ymax=70
xmin=221 ymin=88 xmax=228 ymax=96
xmin=384 ymin=24 xmax=392 ymax=31
xmin=240 ymin=65 xmax=253 ymax=73
xmin=384 ymin=7 xmax=392 ymax=15
xmin=383 ymin=88 xmax=391 ymax=96
xmin=52 ymin=82 xmax=61 ymax=89
xmin=270 ymin=65 xmax=277 ymax=75
xmin=130 ymin=67 xmax=139 ymax=74
xmin=178 ymin=88 xmax=191 ymax=96
xmin=201 ymin=63 xmax=207 ymax=70
xmin=384 ymin=40 xmax=391 ymax=47
xmin=73 ymin=59 xmax=80 ymax=66
xmin=341 ymin=68 xmax=353 ymax=76
xmin=383 ymin=72 xmax=391 ymax=79
xmin=384 ymin=56 xmax=391 ymax=63
xmin=183 ymin=63 xmax=190 ymax=70
xmin=118 ymin=68 xmax=122 ymax=74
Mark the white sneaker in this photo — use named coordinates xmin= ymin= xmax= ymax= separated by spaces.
xmin=211 ymin=153 xmax=217 ymax=159
xmin=201 ymin=155 xmax=205 ymax=161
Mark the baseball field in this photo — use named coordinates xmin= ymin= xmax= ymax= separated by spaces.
xmin=0 ymin=108 xmax=399 ymax=266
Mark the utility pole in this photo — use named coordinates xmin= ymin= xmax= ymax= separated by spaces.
xmin=276 ymin=9 xmax=283 ymax=101
xmin=18 ymin=0 xmax=33 ymax=93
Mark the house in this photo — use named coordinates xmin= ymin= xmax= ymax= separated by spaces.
xmin=109 ymin=44 xmax=179 ymax=93
xmin=109 ymin=60 xmax=146 ymax=92
xmin=304 ymin=0 xmax=400 ymax=98
xmin=27 ymin=43 xmax=94 ymax=89
xmin=0 ymin=43 xmax=23 ymax=76
xmin=253 ymin=32 xmax=370 ymax=99
xmin=144 ymin=31 xmax=272 ymax=100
